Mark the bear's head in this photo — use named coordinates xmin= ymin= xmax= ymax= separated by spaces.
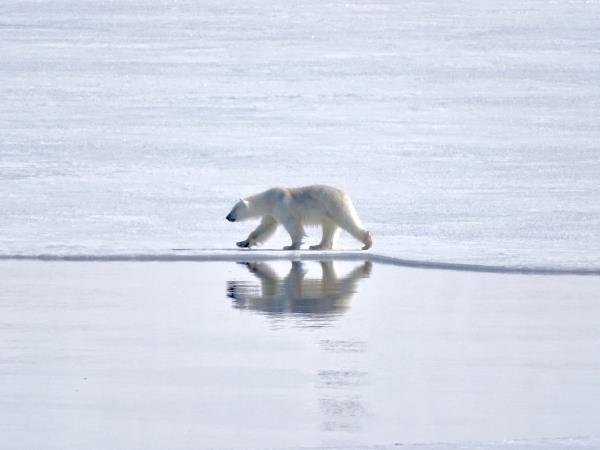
xmin=226 ymin=198 xmax=252 ymax=222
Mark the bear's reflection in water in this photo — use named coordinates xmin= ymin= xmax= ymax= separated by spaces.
xmin=227 ymin=260 xmax=371 ymax=319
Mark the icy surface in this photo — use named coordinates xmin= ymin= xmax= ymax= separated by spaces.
xmin=1 ymin=0 xmax=600 ymax=267
xmin=1 ymin=260 xmax=600 ymax=449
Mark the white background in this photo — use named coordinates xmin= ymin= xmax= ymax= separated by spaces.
xmin=1 ymin=0 xmax=599 ymax=267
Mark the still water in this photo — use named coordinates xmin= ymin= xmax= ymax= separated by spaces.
xmin=1 ymin=260 xmax=599 ymax=449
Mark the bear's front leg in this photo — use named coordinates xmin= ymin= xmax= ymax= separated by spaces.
xmin=237 ymin=216 xmax=278 ymax=249
xmin=236 ymin=239 xmax=251 ymax=248
xmin=280 ymin=216 xmax=305 ymax=250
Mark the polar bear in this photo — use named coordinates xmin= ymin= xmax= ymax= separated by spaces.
xmin=225 ymin=185 xmax=372 ymax=250
xmin=227 ymin=260 xmax=372 ymax=317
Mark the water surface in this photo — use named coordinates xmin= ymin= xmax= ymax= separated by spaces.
xmin=1 ymin=260 xmax=599 ymax=449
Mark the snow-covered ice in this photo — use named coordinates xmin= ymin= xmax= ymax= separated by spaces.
xmin=1 ymin=0 xmax=600 ymax=268
xmin=2 ymin=2 xmax=600 ymax=446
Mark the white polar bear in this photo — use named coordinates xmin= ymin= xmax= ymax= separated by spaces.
xmin=226 ymin=185 xmax=372 ymax=250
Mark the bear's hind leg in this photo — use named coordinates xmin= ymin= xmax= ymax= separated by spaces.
xmin=332 ymin=212 xmax=372 ymax=250
xmin=309 ymin=221 xmax=338 ymax=250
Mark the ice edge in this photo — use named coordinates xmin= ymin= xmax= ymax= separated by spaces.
xmin=1 ymin=251 xmax=599 ymax=276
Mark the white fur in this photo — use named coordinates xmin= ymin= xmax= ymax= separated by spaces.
xmin=228 ymin=260 xmax=372 ymax=314
xmin=226 ymin=185 xmax=372 ymax=250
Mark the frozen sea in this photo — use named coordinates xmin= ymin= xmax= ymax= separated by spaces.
xmin=1 ymin=0 xmax=600 ymax=268
xmin=2 ymin=3 xmax=600 ymax=448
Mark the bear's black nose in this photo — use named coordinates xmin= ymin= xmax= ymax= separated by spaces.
xmin=226 ymin=214 xmax=235 ymax=222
